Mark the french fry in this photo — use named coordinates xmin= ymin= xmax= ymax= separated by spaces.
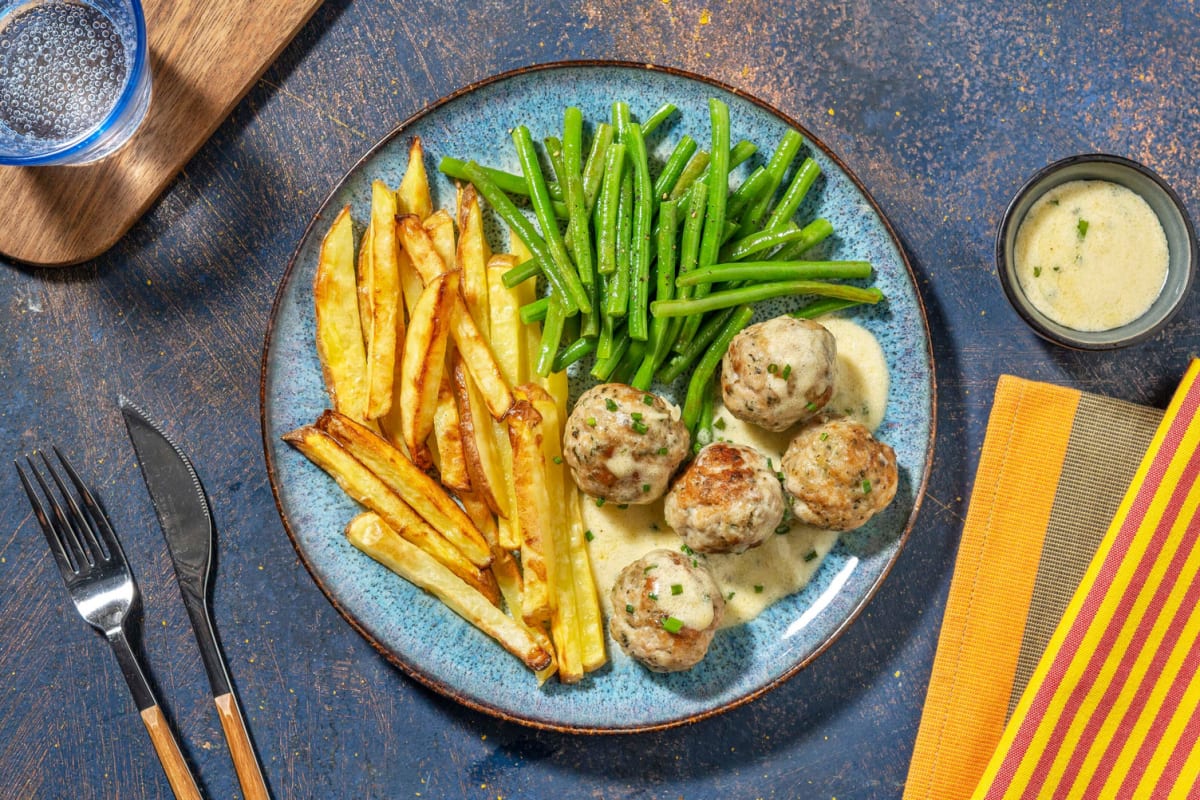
xmin=314 ymin=207 xmax=370 ymax=423
xmin=506 ymin=398 xmax=554 ymax=629
xmin=486 ymin=256 xmax=529 ymax=388
xmin=357 ymin=220 xmax=374 ymax=352
xmin=431 ymin=351 xmax=471 ymax=493
xmin=282 ymin=425 xmax=497 ymax=602
xmin=451 ymin=356 xmax=510 ymax=518
xmin=398 ymin=270 xmax=457 ymax=469
xmin=346 ymin=512 xmax=550 ymax=671
xmin=366 ymin=180 xmax=402 ymax=420
xmin=457 ymin=184 xmax=492 ymax=338
xmin=397 ymin=137 xmax=433 ymax=221
xmin=521 ymin=384 xmax=582 ymax=683
xmin=452 ymin=292 xmax=513 ymax=419
xmin=314 ymin=410 xmax=492 ymax=569
xmin=396 ymin=214 xmax=450 ymax=286
xmin=424 ymin=209 xmax=457 ymax=272
xmin=568 ymin=486 xmax=606 ymax=672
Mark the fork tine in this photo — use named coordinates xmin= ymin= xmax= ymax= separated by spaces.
xmin=53 ymin=445 xmax=121 ymax=564
xmin=36 ymin=450 xmax=101 ymax=570
xmin=16 ymin=458 xmax=80 ymax=578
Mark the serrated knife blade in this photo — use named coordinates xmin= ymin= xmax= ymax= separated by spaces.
xmin=119 ymin=396 xmax=270 ymax=800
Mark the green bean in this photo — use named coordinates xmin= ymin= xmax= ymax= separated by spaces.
xmin=625 ymin=120 xmax=654 ymax=341
xmin=463 ymin=160 xmax=581 ymax=311
xmin=668 ymin=150 xmax=710 ymax=201
xmin=653 ymin=281 xmax=884 ymax=318
xmin=441 ymin=156 xmax=569 ymax=206
xmin=669 ymin=140 xmax=756 ymax=221
xmin=658 ymin=306 xmax=737 ymax=383
xmin=562 ymin=107 xmax=595 ymax=288
xmin=632 ymin=197 xmax=678 ymax=390
xmin=698 ymin=99 xmax=730 ymax=271
xmin=693 ymin=387 xmax=715 ymax=454
xmin=536 ymin=296 xmax=568 ymax=377
xmin=722 ymin=222 xmax=797 ymax=262
xmin=791 ymin=296 xmax=872 ymax=319
xmin=502 ymin=257 xmax=540 ymax=288
xmin=736 ymin=129 xmax=803 ymax=237
xmin=543 ymin=136 xmax=565 ymax=180
xmin=653 ymin=135 xmax=697 ymax=201
xmin=581 ymin=123 xmax=614 ymax=212
xmin=605 ymin=170 xmax=634 ymax=316
xmin=597 ymin=308 xmax=617 ymax=360
xmin=595 ymin=142 xmax=626 ymax=276
xmin=553 ymin=335 xmax=597 ymax=373
xmin=726 ymin=165 xmax=772 ymax=221
xmin=771 ymin=218 xmax=835 ymax=261
xmin=764 ymin=157 xmax=821 ymax=230
xmin=612 ymin=339 xmax=647 ymax=385
xmin=682 ymin=305 xmax=755 ymax=431
xmin=676 ymin=260 xmax=873 ymax=286
xmin=510 ymin=128 xmax=590 ymax=313
xmin=520 ymin=296 xmax=550 ymax=324
xmin=641 ymin=102 xmax=678 ymax=136
xmin=592 ymin=328 xmax=631 ymax=380
xmin=670 ymin=178 xmax=710 ymax=353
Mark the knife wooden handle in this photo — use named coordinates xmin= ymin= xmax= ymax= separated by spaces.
xmin=140 ymin=705 xmax=203 ymax=800
xmin=215 ymin=692 xmax=271 ymax=800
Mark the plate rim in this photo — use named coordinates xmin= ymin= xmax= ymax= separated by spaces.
xmin=259 ymin=59 xmax=938 ymax=734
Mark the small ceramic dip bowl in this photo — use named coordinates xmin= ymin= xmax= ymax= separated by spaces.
xmin=996 ymin=154 xmax=1197 ymax=349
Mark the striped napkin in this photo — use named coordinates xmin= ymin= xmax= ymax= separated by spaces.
xmin=904 ymin=367 xmax=1191 ymax=799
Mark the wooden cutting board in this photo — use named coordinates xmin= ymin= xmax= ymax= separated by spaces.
xmin=0 ymin=0 xmax=323 ymax=267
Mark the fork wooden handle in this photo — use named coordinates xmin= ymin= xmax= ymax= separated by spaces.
xmin=215 ymin=692 xmax=271 ymax=800
xmin=140 ymin=705 xmax=203 ymax=800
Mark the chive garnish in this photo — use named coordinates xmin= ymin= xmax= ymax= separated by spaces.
xmin=642 ymin=483 xmax=651 ymax=493
xmin=643 ymin=394 xmax=655 ymax=406
xmin=862 ymin=478 xmax=872 ymax=494
xmin=754 ymin=584 xmax=764 ymax=593
xmin=657 ymin=446 xmax=668 ymax=455
xmin=626 ymin=603 xmax=635 ymax=614
xmin=605 ymin=398 xmax=618 ymax=412
xmin=713 ymin=417 xmax=726 ymax=430
xmin=632 ymin=420 xmax=649 ymax=434
xmin=552 ymin=455 xmax=563 ymax=464
xmin=586 ymin=416 xmax=597 ymax=427
xmin=585 ymin=529 xmax=594 ymax=542
xmin=671 ymin=584 xmax=683 ymax=595
xmin=804 ymin=550 xmax=818 ymax=562
xmin=782 ymin=364 xmax=792 ymax=380
xmin=662 ymin=617 xmax=684 ymax=633
xmin=1077 ymin=218 xmax=1089 ymax=238
xmin=595 ymin=497 xmax=605 ymax=507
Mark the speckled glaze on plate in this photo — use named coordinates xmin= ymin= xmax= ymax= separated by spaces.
xmin=261 ymin=62 xmax=935 ymax=733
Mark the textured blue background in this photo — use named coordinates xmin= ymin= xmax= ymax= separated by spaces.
xmin=2 ymin=1 xmax=1198 ymax=798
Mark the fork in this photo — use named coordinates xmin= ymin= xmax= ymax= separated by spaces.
xmin=17 ymin=448 xmax=203 ymax=800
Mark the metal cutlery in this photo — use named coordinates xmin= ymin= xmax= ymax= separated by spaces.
xmin=16 ymin=448 xmax=203 ymax=800
xmin=120 ymin=397 xmax=270 ymax=800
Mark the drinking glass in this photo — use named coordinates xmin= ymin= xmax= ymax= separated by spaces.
xmin=0 ymin=0 xmax=152 ymax=166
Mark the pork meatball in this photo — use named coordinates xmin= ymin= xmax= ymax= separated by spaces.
xmin=609 ymin=549 xmax=725 ymax=672
xmin=563 ymin=384 xmax=689 ymax=504
xmin=664 ymin=442 xmax=785 ymax=554
xmin=721 ymin=316 xmax=837 ymax=431
xmin=781 ymin=416 xmax=898 ymax=531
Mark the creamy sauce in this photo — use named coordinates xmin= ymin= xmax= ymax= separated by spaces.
xmin=583 ymin=318 xmax=890 ymax=628
xmin=1014 ymin=180 xmax=1169 ymax=331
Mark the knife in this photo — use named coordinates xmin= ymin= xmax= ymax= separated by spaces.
xmin=119 ymin=397 xmax=271 ymax=800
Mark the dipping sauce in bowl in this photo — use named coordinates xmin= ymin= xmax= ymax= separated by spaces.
xmin=997 ymin=154 xmax=1197 ymax=350
xmin=1014 ymin=180 xmax=1169 ymax=332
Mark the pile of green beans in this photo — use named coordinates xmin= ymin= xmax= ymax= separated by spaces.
xmin=439 ymin=99 xmax=884 ymax=442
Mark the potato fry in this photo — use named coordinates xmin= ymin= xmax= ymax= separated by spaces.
xmin=357 ymin=220 xmax=374 ymax=351
xmin=398 ymin=270 xmax=457 ymax=469
xmin=346 ymin=512 xmax=549 ymax=671
xmin=506 ymin=398 xmax=554 ymax=629
xmin=424 ymin=209 xmax=457 ymax=272
xmin=282 ymin=425 xmax=496 ymax=601
xmin=451 ymin=356 xmax=510 ymax=518
xmin=486 ymin=256 xmax=528 ymax=388
xmin=396 ymin=214 xmax=449 ymax=286
xmin=314 ymin=207 xmax=370 ymax=423
xmin=568 ymin=486 xmax=606 ymax=672
xmin=397 ymin=137 xmax=433 ymax=221
xmin=456 ymin=184 xmax=492 ymax=338
xmin=431 ymin=350 xmax=471 ymax=493
xmin=314 ymin=410 xmax=492 ymax=569
xmin=366 ymin=180 xmax=402 ymax=420
xmin=452 ymin=292 xmax=513 ymax=419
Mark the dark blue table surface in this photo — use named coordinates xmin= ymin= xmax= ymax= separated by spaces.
xmin=3 ymin=2 xmax=1198 ymax=798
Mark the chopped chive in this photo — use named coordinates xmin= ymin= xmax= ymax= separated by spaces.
xmin=642 ymin=483 xmax=651 ymax=493
xmin=585 ymin=529 xmax=595 ymax=542
xmin=644 ymin=564 xmax=657 ymax=573
xmin=727 ymin=591 xmax=736 ymax=600
xmin=632 ymin=420 xmax=649 ymax=434
xmin=596 ymin=497 xmax=605 ymax=507
xmin=782 ymin=364 xmax=792 ymax=379
xmin=586 ymin=416 xmax=597 ymax=427
xmin=767 ymin=363 xmax=778 ymax=374
xmin=680 ymin=543 xmax=695 ymax=555
xmin=1033 ymin=266 xmax=1043 ymax=277
xmin=631 ymin=412 xmax=644 ymax=421
xmin=657 ymin=446 xmax=669 ymax=455
xmin=820 ymin=431 xmax=829 ymax=441
xmin=754 ymin=584 xmax=764 ymax=593
xmin=671 ymin=583 xmax=683 ymax=595
xmin=643 ymin=394 xmax=655 ymax=405
xmin=775 ymin=523 xmax=790 ymax=534
xmin=804 ymin=550 xmax=818 ymax=562
xmin=626 ymin=603 xmax=635 ymax=614
xmin=862 ymin=478 xmax=872 ymax=493
xmin=713 ymin=417 xmax=726 ymax=430
xmin=648 ymin=593 xmax=658 ymax=600
xmin=605 ymin=398 xmax=618 ymax=412
xmin=1077 ymin=218 xmax=1089 ymax=238
xmin=662 ymin=617 xmax=684 ymax=634
xmin=805 ymin=401 xmax=817 ymax=411
xmin=552 ymin=455 xmax=563 ymax=464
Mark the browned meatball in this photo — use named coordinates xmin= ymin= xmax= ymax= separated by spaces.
xmin=563 ymin=384 xmax=689 ymax=504
xmin=609 ymin=549 xmax=724 ymax=672
xmin=781 ymin=416 xmax=898 ymax=531
xmin=721 ymin=316 xmax=837 ymax=431
xmin=664 ymin=442 xmax=785 ymax=554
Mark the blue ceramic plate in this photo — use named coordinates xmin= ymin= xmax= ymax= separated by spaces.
xmin=261 ymin=62 xmax=935 ymax=733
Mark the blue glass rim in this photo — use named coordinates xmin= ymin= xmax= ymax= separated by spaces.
xmin=0 ymin=0 xmax=149 ymax=166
